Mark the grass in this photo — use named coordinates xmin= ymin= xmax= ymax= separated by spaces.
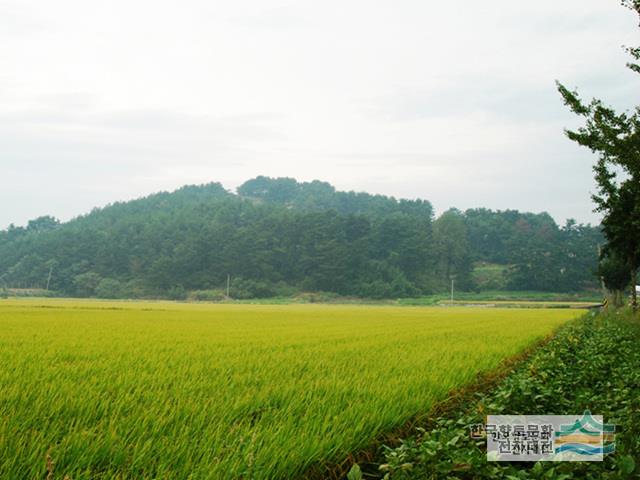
xmin=3 ymin=289 xmax=602 ymax=306
xmin=0 ymin=299 xmax=582 ymax=479
xmin=399 ymin=290 xmax=603 ymax=306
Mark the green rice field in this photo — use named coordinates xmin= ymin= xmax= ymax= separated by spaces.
xmin=0 ymin=299 xmax=582 ymax=479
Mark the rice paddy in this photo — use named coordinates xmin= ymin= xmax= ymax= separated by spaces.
xmin=0 ymin=299 xmax=582 ymax=479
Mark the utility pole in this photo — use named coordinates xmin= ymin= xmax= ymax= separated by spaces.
xmin=226 ymin=274 xmax=230 ymax=298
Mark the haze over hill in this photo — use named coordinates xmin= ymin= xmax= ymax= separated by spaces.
xmin=0 ymin=177 xmax=601 ymax=299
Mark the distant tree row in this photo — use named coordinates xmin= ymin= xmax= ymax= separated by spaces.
xmin=0 ymin=177 xmax=602 ymax=299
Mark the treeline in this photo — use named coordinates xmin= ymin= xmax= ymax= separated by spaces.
xmin=0 ymin=177 xmax=602 ymax=299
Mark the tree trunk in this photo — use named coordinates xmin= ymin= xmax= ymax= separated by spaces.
xmin=614 ymin=290 xmax=624 ymax=308
xmin=632 ymin=265 xmax=638 ymax=311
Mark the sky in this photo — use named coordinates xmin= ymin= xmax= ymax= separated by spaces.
xmin=1 ymin=0 xmax=637 ymax=229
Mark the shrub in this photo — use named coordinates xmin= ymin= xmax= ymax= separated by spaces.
xmin=167 ymin=285 xmax=187 ymax=301
xmin=95 ymin=278 xmax=125 ymax=299
xmin=189 ymin=290 xmax=227 ymax=302
xmin=73 ymin=272 xmax=102 ymax=297
xmin=230 ymin=278 xmax=276 ymax=299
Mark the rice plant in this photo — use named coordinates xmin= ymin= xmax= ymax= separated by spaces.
xmin=0 ymin=299 xmax=580 ymax=479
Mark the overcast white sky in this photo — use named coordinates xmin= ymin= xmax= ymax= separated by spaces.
xmin=1 ymin=0 xmax=637 ymax=229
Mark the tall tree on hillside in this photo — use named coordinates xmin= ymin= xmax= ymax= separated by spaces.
xmin=557 ymin=0 xmax=640 ymax=309
xmin=432 ymin=209 xmax=472 ymax=290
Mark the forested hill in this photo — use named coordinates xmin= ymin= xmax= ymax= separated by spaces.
xmin=0 ymin=177 xmax=602 ymax=299
xmin=237 ymin=177 xmax=434 ymax=218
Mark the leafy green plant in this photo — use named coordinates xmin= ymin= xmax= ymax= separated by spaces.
xmin=375 ymin=309 xmax=640 ymax=479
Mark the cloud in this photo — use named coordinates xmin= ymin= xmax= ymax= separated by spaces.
xmin=0 ymin=104 xmax=285 ymax=164
xmin=231 ymin=5 xmax=317 ymax=30
xmin=359 ymin=82 xmax=562 ymax=123
xmin=0 ymin=3 xmax=47 ymax=36
xmin=0 ymin=0 xmax=635 ymax=229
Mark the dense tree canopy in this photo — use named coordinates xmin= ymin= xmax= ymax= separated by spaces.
xmin=557 ymin=0 xmax=640 ymax=308
xmin=0 ymin=177 xmax=601 ymax=299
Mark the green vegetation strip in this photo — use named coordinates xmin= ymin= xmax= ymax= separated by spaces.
xmin=359 ymin=309 xmax=640 ymax=479
xmin=0 ymin=300 xmax=578 ymax=479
